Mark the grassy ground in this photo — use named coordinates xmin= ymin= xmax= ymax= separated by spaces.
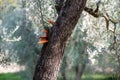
xmin=0 ymin=73 xmax=119 ymax=80
xmin=0 ymin=73 xmax=21 ymax=80
xmin=82 ymin=74 xmax=119 ymax=80
xmin=58 ymin=73 xmax=119 ymax=80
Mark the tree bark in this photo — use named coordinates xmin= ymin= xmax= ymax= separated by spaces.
xmin=75 ymin=63 xmax=86 ymax=80
xmin=33 ymin=0 xmax=87 ymax=80
xmin=61 ymin=56 xmax=67 ymax=80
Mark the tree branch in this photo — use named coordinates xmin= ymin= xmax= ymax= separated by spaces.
xmin=84 ymin=3 xmax=118 ymax=31
xmin=84 ymin=2 xmax=119 ymax=50
xmin=84 ymin=7 xmax=101 ymax=18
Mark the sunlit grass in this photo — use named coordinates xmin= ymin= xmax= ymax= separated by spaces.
xmin=0 ymin=73 xmax=21 ymax=80
xmin=82 ymin=74 xmax=106 ymax=79
xmin=58 ymin=73 xmax=119 ymax=80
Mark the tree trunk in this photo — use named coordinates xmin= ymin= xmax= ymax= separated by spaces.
xmin=75 ymin=45 xmax=88 ymax=80
xmin=33 ymin=0 xmax=87 ymax=80
xmin=75 ymin=63 xmax=86 ymax=80
xmin=61 ymin=56 xmax=67 ymax=80
xmin=61 ymin=70 xmax=67 ymax=80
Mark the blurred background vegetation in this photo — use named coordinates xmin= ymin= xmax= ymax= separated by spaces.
xmin=0 ymin=0 xmax=120 ymax=80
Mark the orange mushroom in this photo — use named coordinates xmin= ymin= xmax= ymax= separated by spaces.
xmin=38 ymin=19 xmax=55 ymax=44
xmin=42 ymin=29 xmax=48 ymax=36
xmin=48 ymin=19 xmax=55 ymax=26
xmin=38 ymin=29 xmax=49 ymax=44
xmin=38 ymin=36 xmax=48 ymax=44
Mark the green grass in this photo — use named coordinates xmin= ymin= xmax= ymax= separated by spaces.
xmin=0 ymin=73 xmax=119 ymax=80
xmin=0 ymin=73 xmax=21 ymax=80
xmin=58 ymin=73 xmax=120 ymax=80
xmin=82 ymin=74 xmax=119 ymax=80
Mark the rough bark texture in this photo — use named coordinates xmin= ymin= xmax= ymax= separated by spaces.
xmin=33 ymin=0 xmax=87 ymax=80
